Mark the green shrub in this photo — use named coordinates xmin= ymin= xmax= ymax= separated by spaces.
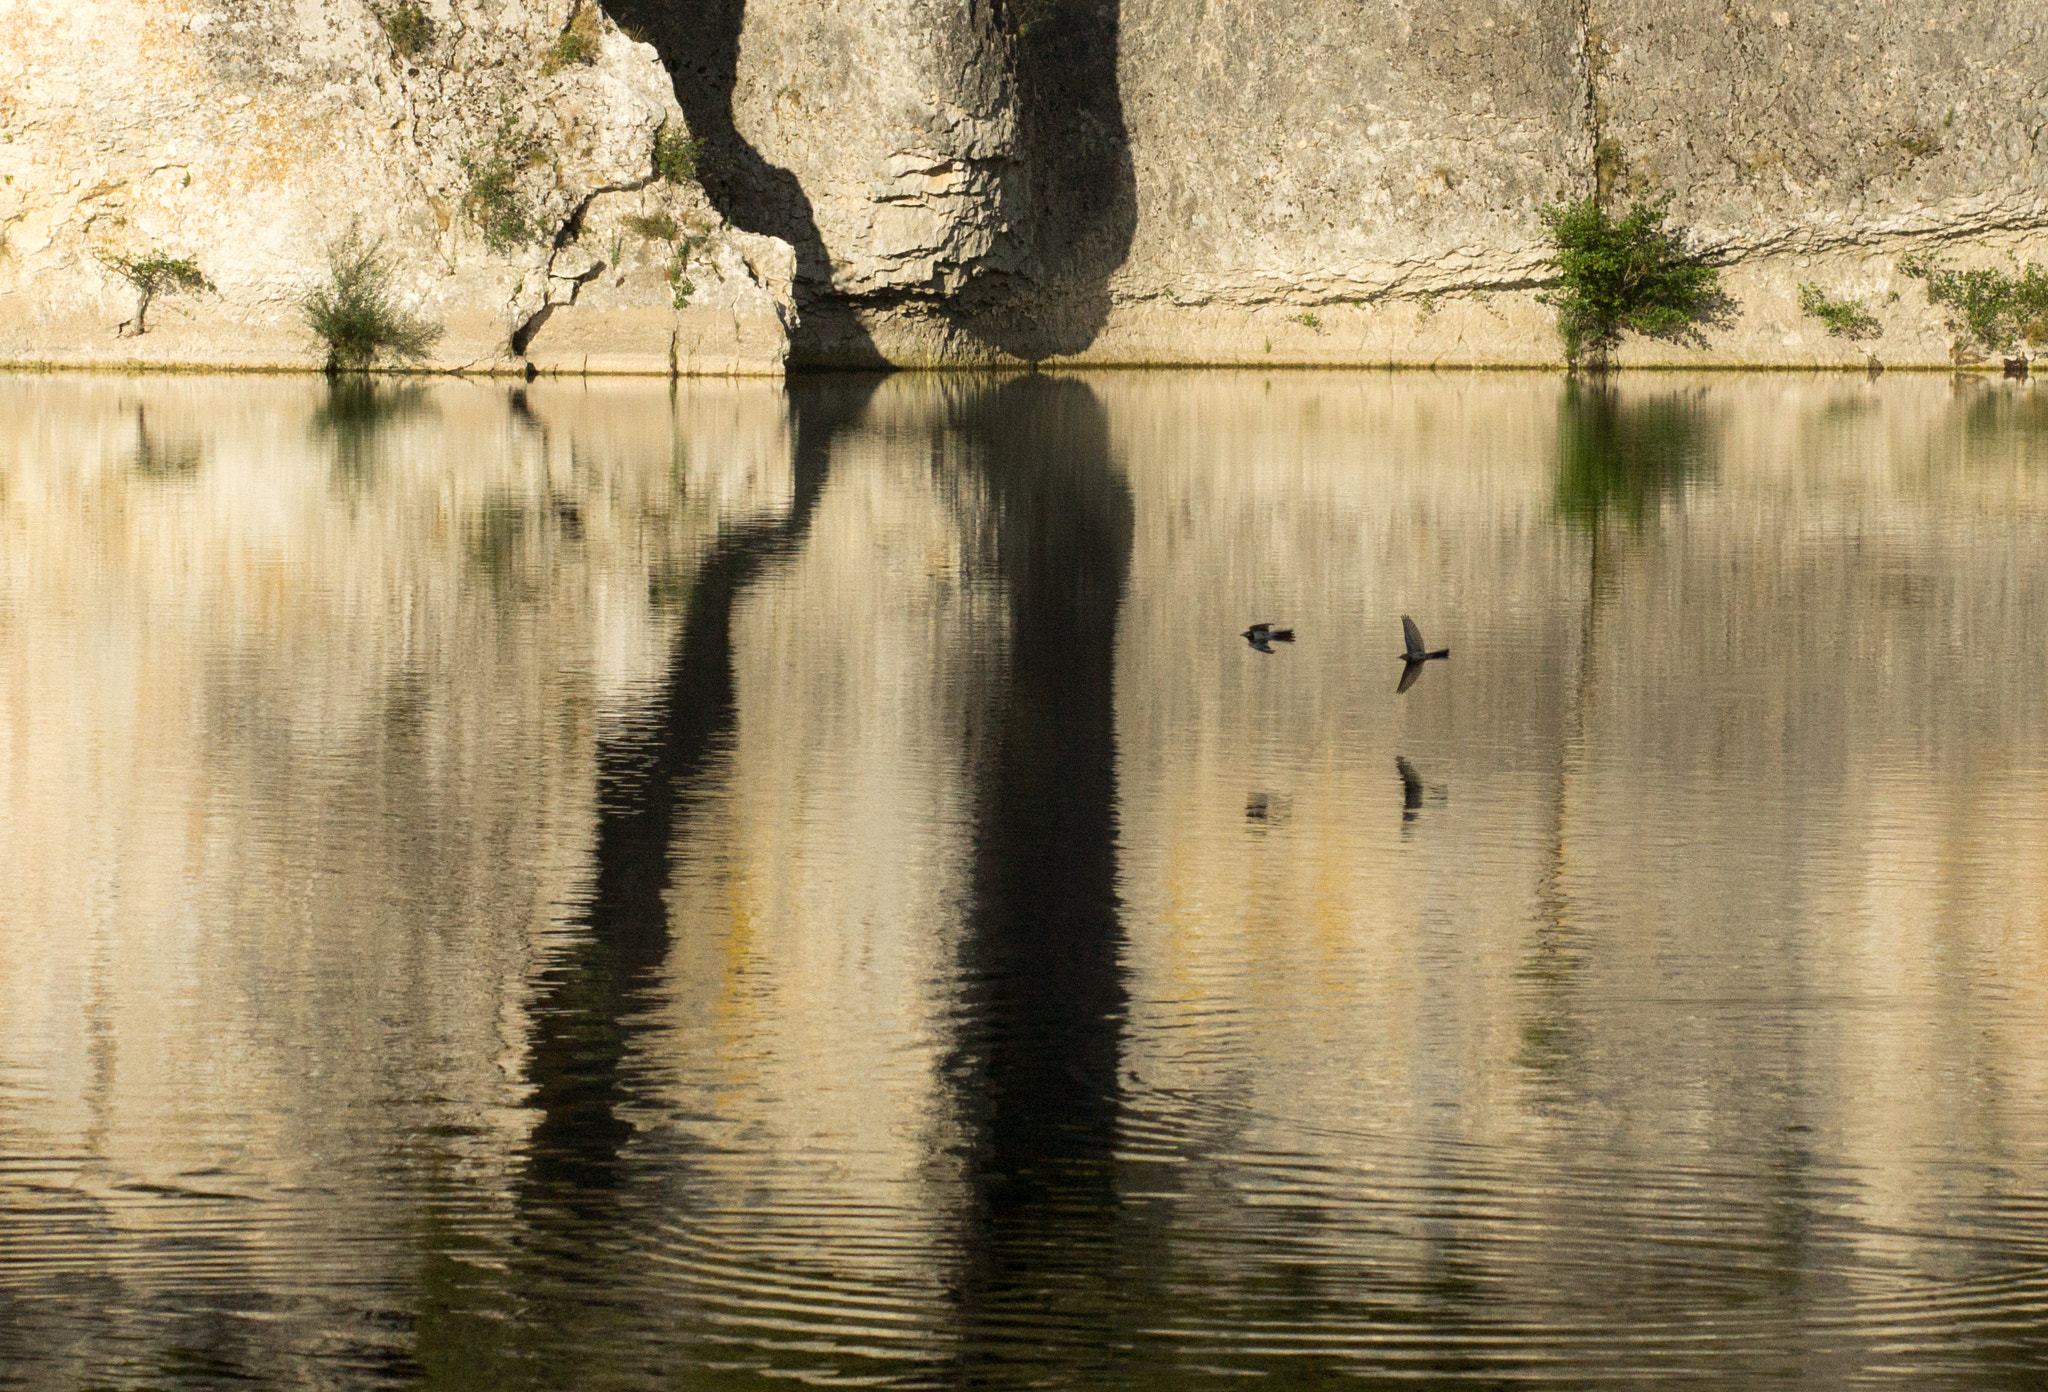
xmin=623 ymin=210 xmax=679 ymax=242
xmin=303 ymin=229 xmax=443 ymax=371
xmin=1900 ymin=254 xmax=2048 ymax=358
xmin=541 ymin=5 xmax=602 ymax=74
xmin=1537 ymin=194 xmax=1723 ymax=366
xmin=653 ymin=127 xmax=702 ymax=185
xmin=1796 ymin=283 xmax=1882 ymax=340
xmin=95 ymin=249 xmax=214 ymax=335
xmin=378 ymin=3 xmax=432 ymax=57
xmin=463 ymin=119 xmax=548 ymax=250
xmin=1286 ymin=310 xmax=1322 ymax=331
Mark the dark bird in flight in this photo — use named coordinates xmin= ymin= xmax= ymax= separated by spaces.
xmin=1243 ymin=622 xmax=1296 ymax=653
xmin=1396 ymin=615 xmax=1449 ymax=693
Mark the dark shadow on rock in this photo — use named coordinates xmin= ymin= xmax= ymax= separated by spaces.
xmin=939 ymin=376 xmax=1137 ymax=1373
xmin=954 ymin=1 xmax=1139 ymax=360
xmin=604 ymin=0 xmax=1136 ymax=365
xmin=601 ymin=0 xmax=882 ymax=365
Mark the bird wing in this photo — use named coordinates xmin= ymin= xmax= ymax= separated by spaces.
xmin=1402 ymin=615 xmax=1425 ymax=659
xmin=1396 ymin=659 xmax=1424 ymax=694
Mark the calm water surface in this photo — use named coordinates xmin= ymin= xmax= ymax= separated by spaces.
xmin=5 ymin=371 xmax=2048 ymax=1388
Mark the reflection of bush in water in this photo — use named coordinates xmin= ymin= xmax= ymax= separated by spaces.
xmin=131 ymin=406 xmax=206 ymax=479
xmin=467 ymin=488 xmax=530 ymax=583
xmin=311 ymin=378 xmax=435 ymax=484
xmin=1957 ymin=379 xmax=2048 ymax=459
xmin=1554 ymin=381 xmax=1717 ymax=527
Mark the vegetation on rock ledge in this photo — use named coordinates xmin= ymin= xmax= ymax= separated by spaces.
xmin=96 ymin=249 xmax=215 ymax=336
xmin=377 ymin=3 xmax=433 ymax=58
xmin=1796 ymin=284 xmax=1882 ymax=340
xmin=1900 ymin=254 xmax=2048 ymax=360
xmin=1538 ymin=195 xmax=1723 ymax=367
xmin=653 ymin=128 xmax=703 ymax=186
xmin=541 ymin=5 xmax=604 ymax=75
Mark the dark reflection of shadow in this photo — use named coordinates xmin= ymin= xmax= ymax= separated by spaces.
xmin=602 ymin=0 xmax=880 ymax=365
xmin=309 ymin=378 xmax=434 ymax=490
xmin=1554 ymin=380 xmax=1717 ymax=530
xmin=942 ymin=376 xmax=1135 ymax=1377
xmin=404 ymin=379 xmax=880 ymax=1386
xmin=519 ymin=378 xmax=878 ymax=1201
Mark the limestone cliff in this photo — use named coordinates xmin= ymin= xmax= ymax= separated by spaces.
xmin=3 ymin=0 xmax=2044 ymax=372
xmin=621 ymin=0 xmax=2046 ymax=368
xmin=0 ymin=0 xmax=796 ymax=373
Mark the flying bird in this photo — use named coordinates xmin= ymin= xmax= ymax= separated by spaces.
xmin=1243 ymin=622 xmax=1296 ymax=653
xmin=1396 ymin=615 xmax=1449 ymax=693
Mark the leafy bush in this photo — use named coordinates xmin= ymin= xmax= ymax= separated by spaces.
xmin=1286 ymin=310 xmax=1322 ymax=331
xmin=653 ymin=127 xmax=702 ymax=185
xmin=1900 ymin=254 xmax=2048 ymax=358
xmin=95 ymin=249 xmax=214 ymax=335
xmin=1796 ymin=283 xmax=1882 ymax=340
xmin=1537 ymin=195 xmax=1723 ymax=366
xmin=378 ymin=3 xmax=432 ymax=57
xmin=303 ymin=229 xmax=443 ymax=371
xmin=541 ymin=5 xmax=602 ymax=74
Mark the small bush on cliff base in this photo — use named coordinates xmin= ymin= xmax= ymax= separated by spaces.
xmin=1538 ymin=195 xmax=1723 ymax=366
xmin=377 ymin=3 xmax=432 ymax=57
xmin=95 ymin=249 xmax=214 ymax=335
xmin=303 ymin=230 xmax=443 ymax=372
xmin=1900 ymin=254 xmax=2048 ymax=359
xmin=1797 ymin=283 xmax=1882 ymax=340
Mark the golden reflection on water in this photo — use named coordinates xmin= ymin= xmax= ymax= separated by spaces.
xmin=4 ymin=371 xmax=2048 ymax=1387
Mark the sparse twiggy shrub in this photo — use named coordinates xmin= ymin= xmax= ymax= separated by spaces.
xmin=96 ymin=249 xmax=214 ymax=335
xmin=1899 ymin=254 xmax=2048 ymax=359
xmin=1796 ymin=283 xmax=1882 ymax=340
xmin=1286 ymin=310 xmax=1323 ymax=331
xmin=1537 ymin=194 xmax=1723 ymax=366
xmin=303 ymin=229 xmax=443 ymax=371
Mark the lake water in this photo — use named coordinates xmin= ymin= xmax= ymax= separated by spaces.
xmin=5 ymin=370 xmax=2048 ymax=1388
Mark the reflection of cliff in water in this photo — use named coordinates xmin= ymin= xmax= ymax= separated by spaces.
xmin=941 ymin=376 xmax=1135 ymax=1373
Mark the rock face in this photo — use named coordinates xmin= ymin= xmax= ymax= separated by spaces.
xmin=0 ymin=0 xmax=796 ymax=374
xmin=2 ymin=0 xmax=2044 ymax=371
xmin=621 ymin=0 xmax=2046 ymax=368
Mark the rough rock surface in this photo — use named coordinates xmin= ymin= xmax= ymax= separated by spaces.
xmin=0 ymin=0 xmax=795 ymax=373
xmin=2 ymin=0 xmax=2044 ymax=370
xmin=624 ymin=0 xmax=2046 ymax=367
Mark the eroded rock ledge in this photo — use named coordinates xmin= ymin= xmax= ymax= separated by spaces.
xmin=3 ymin=0 xmax=2044 ymax=372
